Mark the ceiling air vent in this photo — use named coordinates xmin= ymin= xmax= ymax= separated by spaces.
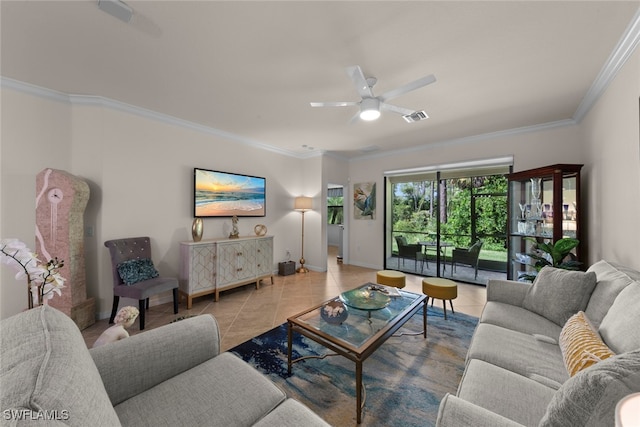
xmin=402 ymin=111 xmax=429 ymax=123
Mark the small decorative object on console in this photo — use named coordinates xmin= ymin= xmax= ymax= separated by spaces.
xmin=254 ymin=224 xmax=267 ymax=236
xmin=321 ymin=300 xmax=348 ymax=325
xmin=229 ymin=215 xmax=240 ymax=239
xmin=192 ymin=218 xmax=203 ymax=242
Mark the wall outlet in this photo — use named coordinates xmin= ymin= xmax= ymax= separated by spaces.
xmin=285 ymin=249 xmax=291 ymax=260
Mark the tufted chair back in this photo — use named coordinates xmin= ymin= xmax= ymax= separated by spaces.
xmin=105 ymin=237 xmax=153 ymax=287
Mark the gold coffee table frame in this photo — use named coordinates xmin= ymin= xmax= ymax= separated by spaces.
xmin=287 ymin=285 xmax=427 ymax=424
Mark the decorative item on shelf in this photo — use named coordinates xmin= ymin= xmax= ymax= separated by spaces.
xmin=519 ymin=237 xmax=582 ymax=282
xmin=294 ymin=196 xmax=313 ymax=273
xmin=530 ymin=178 xmax=542 ymax=218
xmin=254 ymin=224 xmax=267 ymax=236
xmin=191 ymin=218 xmax=203 ymax=242
xmin=229 ymin=215 xmax=240 ymax=239
xmin=1 ymin=238 xmax=65 ymax=308
xmin=518 ymin=202 xmax=527 ymax=220
xmin=92 ymin=306 xmax=139 ymax=348
xmin=321 ymin=300 xmax=348 ymax=325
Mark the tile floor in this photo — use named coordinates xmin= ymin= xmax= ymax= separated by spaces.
xmin=81 ymin=247 xmax=487 ymax=350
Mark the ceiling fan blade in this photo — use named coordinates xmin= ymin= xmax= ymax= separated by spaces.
xmin=310 ymin=101 xmax=359 ymax=107
xmin=346 ymin=65 xmax=374 ymax=99
xmin=349 ymin=111 xmax=361 ymax=124
xmin=379 ymin=74 xmax=436 ymax=102
xmin=380 ymin=102 xmax=415 ymax=116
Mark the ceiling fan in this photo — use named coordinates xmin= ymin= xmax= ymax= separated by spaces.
xmin=310 ymin=65 xmax=436 ymax=123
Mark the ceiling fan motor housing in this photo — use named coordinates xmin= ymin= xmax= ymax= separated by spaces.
xmin=360 ymin=98 xmax=381 ymax=121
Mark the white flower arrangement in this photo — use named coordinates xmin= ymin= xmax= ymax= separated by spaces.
xmin=0 ymin=238 xmax=65 ymax=307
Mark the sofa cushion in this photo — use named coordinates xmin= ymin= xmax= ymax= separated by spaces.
xmin=539 ymin=349 xmax=640 ymax=427
xmin=114 ymin=352 xmax=287 ymax=426
xmin=480 ymin=301 xmax=562 ymax=340
xmin=598 ymin=282 xmax=640 ymax=354
xmin=559 ymin=311 xmax=615 ymax=376
xmin=522 ymin=267 xmax=597 ymax=326
xmin=457 ymin=359 xmax=557 ymax=426
xmin=0 ymin=306 xmax=121 ymax=426
xmin=584 ymin=260 xmax=636 ymax=328
xmin=253 ymin=399 xmax=330 ymax=427
xmin=467 ymin=323 xmax=568 ymax=387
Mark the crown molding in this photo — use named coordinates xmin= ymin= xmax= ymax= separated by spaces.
xmin=573 ymin=6 xmax=640 ymax=122
xmin=348 ymin=119 xmax=577 ymax=162
xmin=1 ymin=77 xmax=313 ymax=159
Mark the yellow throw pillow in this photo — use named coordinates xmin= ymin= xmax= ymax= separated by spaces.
xmin=559 ymin=311 xmax=615 ymax=376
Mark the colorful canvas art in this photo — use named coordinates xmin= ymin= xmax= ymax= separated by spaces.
xmin=353 ymin=182 xmax=376 ymax=220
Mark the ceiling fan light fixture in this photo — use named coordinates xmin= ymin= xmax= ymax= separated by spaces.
xmin=359 ymin=98 xmax=381 ymax=121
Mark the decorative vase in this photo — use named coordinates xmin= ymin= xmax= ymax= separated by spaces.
xmin=321 ymin=300 xmax=348 ymax=325
xmin=530 ymin=178 xmax=542 ymax=199
xmin=192 ymin=218 xmax=203 ymax=242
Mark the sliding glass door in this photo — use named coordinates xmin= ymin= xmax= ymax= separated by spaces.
xmin=385 ymin=165 xmax=509 ymax=285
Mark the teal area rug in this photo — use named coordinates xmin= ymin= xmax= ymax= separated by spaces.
xmin=230 ymin=307 xmax=478 ymax=426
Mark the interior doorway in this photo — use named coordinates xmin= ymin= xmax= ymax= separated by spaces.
xmin=327 ymin=184 xmax=344 ymax=264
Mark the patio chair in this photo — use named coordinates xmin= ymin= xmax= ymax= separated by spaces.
xmin=395 ymin=236 xmax=426 ymax=271
xmin=451 ymin=240 xmax=483 ymax=279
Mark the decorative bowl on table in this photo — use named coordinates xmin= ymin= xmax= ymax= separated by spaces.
xmin=339 ymin=287 xmax=391 ymax=311
xmin=321 ymin=300 xmax=349 ymax=325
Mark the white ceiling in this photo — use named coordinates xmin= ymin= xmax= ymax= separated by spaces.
xmin=2 ymin=1 xmax=639 ymax=159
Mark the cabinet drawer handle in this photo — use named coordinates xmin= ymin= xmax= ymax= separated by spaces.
xmin=237 ymin=268 xmax=243 ymax=272
xmin=237 ymin=252 xmax=242 ymax=256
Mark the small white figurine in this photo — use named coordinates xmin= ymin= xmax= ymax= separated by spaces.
xmin=92 ymin=306 xmax=139 ymax=348
xmin=229 ymin=215 xmax=240 ymax=238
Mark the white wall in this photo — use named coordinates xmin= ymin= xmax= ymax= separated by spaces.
xmin=580 ymin=47 xmax=640 ymax=269
xmin=1 ymin=89 xmax=72 ymax=317
xmin=1 ymin=87 xmax=319 ymax=319
xmin=346 ymin=124 xmax=584 ymax=270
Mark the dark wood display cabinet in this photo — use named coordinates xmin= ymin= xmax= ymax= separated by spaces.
xmin=507 ymin=164 xmax=583 ymax=281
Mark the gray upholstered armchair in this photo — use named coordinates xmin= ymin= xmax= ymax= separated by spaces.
xmin=104 ymin=237 xmax=179 ymax=330
xmin=451 ymin=240 xmax=483 ymax=279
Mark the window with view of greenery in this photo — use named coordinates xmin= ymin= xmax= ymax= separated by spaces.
xmin=328 ymin=188 xmax=344 ymax=225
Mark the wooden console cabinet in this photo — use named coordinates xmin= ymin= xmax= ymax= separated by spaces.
xmin=179 ymin=236 xmax=274 ymax=308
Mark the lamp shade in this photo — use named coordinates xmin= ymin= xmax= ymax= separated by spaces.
xmin=616 ymin=392 xmax=640 ymax=427
xmin=294 ymin=196 xmax=313 ymax=211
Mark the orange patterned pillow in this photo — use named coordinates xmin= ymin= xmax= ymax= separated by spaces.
xmin=559 ymin=311 xmax=615 ymax=376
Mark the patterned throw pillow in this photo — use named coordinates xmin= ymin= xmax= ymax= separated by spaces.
xmin=117 ymin=258 xmax=159 ymax=285
xmin=559 ymin=311 xmax=615 ymax=376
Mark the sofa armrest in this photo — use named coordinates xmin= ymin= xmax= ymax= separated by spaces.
xmin=436 ymin=394 xmax=525 ymax=427
xmin=90 ymin=314 xmax=220 ymax=405
xmin=486 ymin=279 xmax=531 ymax=307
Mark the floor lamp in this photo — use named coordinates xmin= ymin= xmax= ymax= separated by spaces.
xmin=294 ymin=196 xmax=312 ymax=273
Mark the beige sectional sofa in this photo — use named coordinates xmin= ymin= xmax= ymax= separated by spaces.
xmin=0 ymin=305 xmax=329 ymax=426
xmin=436 ymin=260 xmax=640 ymax=426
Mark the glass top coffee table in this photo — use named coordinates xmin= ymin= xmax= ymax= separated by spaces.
xmin=287 ymin=283 xmax=427 ymax=423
